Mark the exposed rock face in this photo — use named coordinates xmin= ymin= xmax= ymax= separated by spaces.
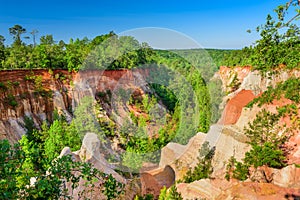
xmin=58 ymin=133 xmax=142 ymax=199
xmin=158 ymin=124 xmax=250 ymax=181
xmin=272 ymin=165 xmax=300 ymax=188
xmin=159 ymin=132 xmax=206 ymax=180
xmin=218 ymin=66 xmax=252 ymax=94
xmin=140 ymin=165 xmax=175 ymax=197
xmin=79 ymin=132 xmax=125 ymax=183
xmin=0 ymin=69 xmax=151 ymax=143
xmin=211 ymin=126 xmax=250 ymax=178
xmin=142 ymin=66 xmax=300 ymax=199
xmin=177 ymin=178 xmax=237 ymax=200
xmin=140 ymin=124 xmax=250 ymax=196
xmin=216 ymin=182 xmax=300 ymax=200
xmin=218 ymin=66 xmax=300 ymax=95
xmin=220 ymin=90 xmax=255 ymax=125
xmin=0 ymin=69 xmax=72 ymax=142
xmin=176 ymin=168 xmax=300 ymax=200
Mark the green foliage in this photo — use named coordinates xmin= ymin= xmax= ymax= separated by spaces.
xmin=150 ymin=83 xmax=177 ymax=112
xmin=158 ymin=186 xmax=168 ymax=200
xmin=158 ymin=185 xmax=183 ymax=200
xmin=23 ymin=115 xmax=35 ymax=137
xmin=148 ymin=51 xmax=211 ymax=142
xmin=34 ymin=75 xmax=44 ymax=92
xmin=172 ymin=48 xmax=231 ymax=82
xmin=244 ymin=109 xmax=283 ymax=146
xmin=134 ymin=194 xmax=154 ymax=200
xmin=1 ymin=135 xmax=123 ymax=199
xmin=226 ymin=108 xmax=289 ymax=181
xmin=244 ymin=142 xmax=286 ymax=168
xmin=221 ymin=47 xmax=253 ymax=67
xmin=5 ymin=94 xmax=18 ymax=108
xmin=247 ymin=77 xmax=300 ymax=108
xmin=225 ymin=156 xmax=249 ymax=181
xmin=208 ymin=78 xmax=224 ymax=123
xmin=243 ymin=109 xmax=286 ymax=169
xmin=0 ymin=28 xmax=115 ymax=70
xmin=221 ymin=2 xmax=300 ymax=71
xmin=0 ymin=82 xmax=7 ymax=90
xmin=0 ymin=140 xmax=24 ymax=200
xmin=44 ymin=120 xmax=81 ymax=163
xmin=121 ymin=150 xmax=144 ymax=172
xmin=73 ymin=97 xmax=102 ymax=139
xmin=251 ymin=2 xmax=300 ymax=71
xmin=103 ymin=174 xmax=124 ymax=200
xmin=183 ymin=141 xmax=215 ymax=183
xmin=9 ymin=25 xmax=26 ymax=47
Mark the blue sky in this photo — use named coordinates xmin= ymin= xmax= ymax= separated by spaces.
xmin=0 ymin=0 xmax=288 ymax=49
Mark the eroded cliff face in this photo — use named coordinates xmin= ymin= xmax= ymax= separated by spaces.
xmin=219 ymin=66 xmax=300 ymax=164
xmin=0 ymin=70 xmax=73 ymax=142
xmin=0 ymin=69 xmax=151 ymax=143
xmin=141 ymin=66 xmax=300 ymax=199
xmin=2 ymin=67 xmax=300 ymax=199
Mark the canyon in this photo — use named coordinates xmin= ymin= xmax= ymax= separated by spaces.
xmin=0 ymin=68 xmax=151 ymax=142
xmin=1 ymin=66 xmax=300 ymax=199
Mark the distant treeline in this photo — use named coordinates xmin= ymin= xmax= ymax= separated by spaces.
xmin=0 ymin=25 xmax=231 ymax=76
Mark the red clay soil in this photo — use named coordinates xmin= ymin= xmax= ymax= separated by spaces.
xmin=219 ymin=66 xmax=252 ymax=83
xmin=221 ymin=90 xmax=256 ymax=125
xmin=140 ymin=165 xmax=175 ymax=198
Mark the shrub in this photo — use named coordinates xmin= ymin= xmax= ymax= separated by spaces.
xmin=244 ymin=109 xmax=283 ymax=146
xmin=13 ymin=81 xmax=20 ymax=86
xmin=244 ymin=142 xmax=286 ymax=168
xmin=0 ymin=82 xmax=7 ymax=90
xmin=6 ymin=94 xmax=18 ymax=108
xmin=158 ymin=185 xmax=183 ymax=200
xmin=225 ymin=156 xmax=249 ymax=181
xmin=183 ymin=141 xmax=215 ymax=183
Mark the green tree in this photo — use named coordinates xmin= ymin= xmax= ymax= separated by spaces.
xmin=225 ymin=156 xmax=249 ymax=181
xmin=73 ymin=97 xmax=102 ymax=138
xmin=31 ymin=35 xmax=66 ymax=69
xmin=244 ymin=142 xmax=286 ymax=168
xmin=9 ymin=25 xmax=26 ymax=47
xmin=0 ymin=140 xmax=24 ymax=199
xmin=44 ymin=120 xmax=81 ymax=164
xmin=183 ymin=141 xmax=215 ymax=183
xmin=244 ymin=109 xmax=284 ymax=146
xmin=65 ymin=37 xmax=90 ymax=72
xmin=0 ymin=35 xmax=6 ymax=68
xmin=0 ymin=138 xmax=124 ymax=200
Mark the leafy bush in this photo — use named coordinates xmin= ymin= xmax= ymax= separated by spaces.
xmin=0 ymin=82 xmax=7 ymax=90
xmin=103 ymin=174 xmax=124 ymax=200
xmin=244 ymin=142 xmax=286 ymax=168
xmin=6 ymin=94 xmax=18 ymax=108
xmin=244 ymin=109 xmax=284 ymax=146
xmin=225 ymin=156 xmax=249 ymax=181
xmin=183 ymin=141 xmax=215 ymax=183
xmin=135 ymin=194 xmax=154 ymax=200
xmin=0 ymin=141 xmax=124 ymax=200
xmin=158 ymin=185 xmax=183 ymax=200
xmin=44 ymin=120 xmax=82 ymax=163
xmin=226 ymin=107 xmax=289 ymax=181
